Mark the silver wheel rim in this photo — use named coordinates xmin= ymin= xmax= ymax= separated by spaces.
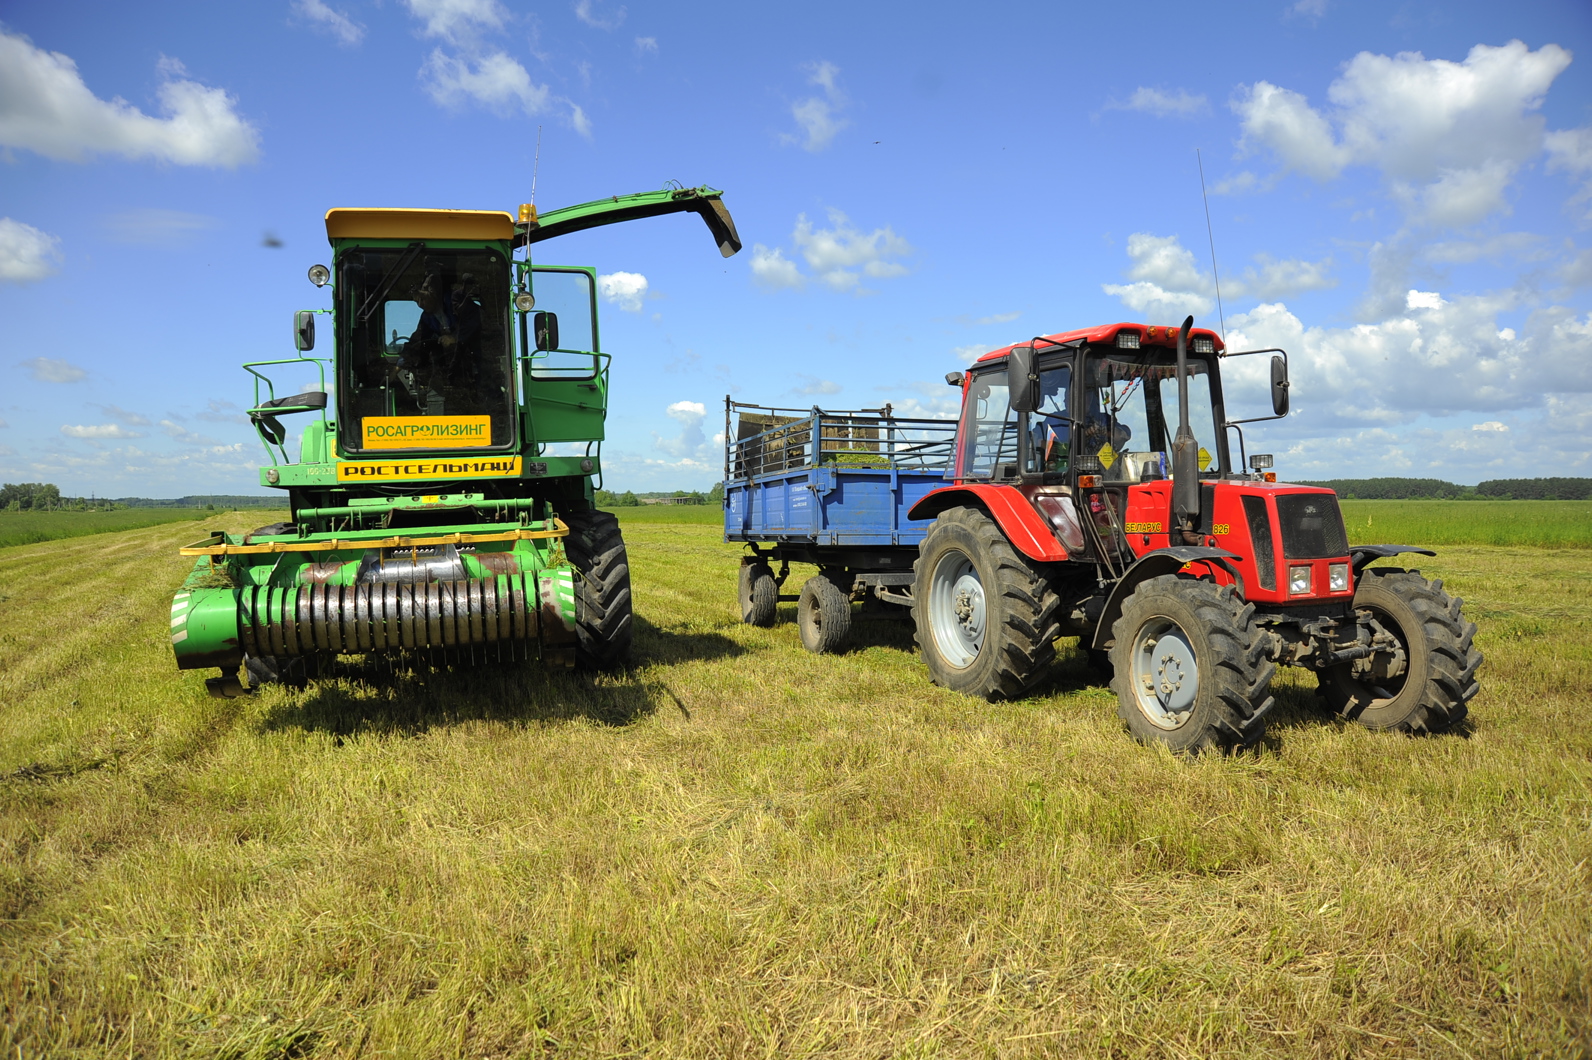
xmin=1129 ymin=617 xmax=1199 ymax=729
xmin=929 ymin=550 xmax=985 ymax=669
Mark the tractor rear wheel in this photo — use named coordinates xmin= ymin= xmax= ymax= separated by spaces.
xmin=912 ymin=506 xmax=1061 ymax=700
xmin=1316 ymin=568 xmax=1480 ymax=733
xmin=1108 ymin=576 xmax=1275 ymax=753
xmin=798 ymin=570 xmax=852 ymax=653
xmin=739 ymin=560 xmax=777 ymax=627
xmin=563 ymin=509 xmax=633 ymax=670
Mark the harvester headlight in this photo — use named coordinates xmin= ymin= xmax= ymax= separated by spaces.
xmin=307 ymin=264 xmax=331 ymax=287
xmin=579 ymin=458 xmax=594 ymax=473
xmin=1289 ymin=565 xmax=1311 ymax=595
xmin=1115 ymin=331 xmax=1140 ymax=349
xmin=1329 ymin=563 xmax=1349 ymax=592
xmin=514 ymin=291 xmax=536 ymax=312
xmin=1192 ymin=337 xmax=1214 ymax=353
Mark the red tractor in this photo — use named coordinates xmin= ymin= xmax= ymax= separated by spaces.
xmin=906 ymin=317 xmax=1481 ymax=751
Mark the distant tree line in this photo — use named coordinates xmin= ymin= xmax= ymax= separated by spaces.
xmin=596 ymin=484 xmax=726 ymax=508
xmin=2 ymin=484 xmax=290 ymax=511
xmin=1298 ymin=477 xmax=1592 ymax=500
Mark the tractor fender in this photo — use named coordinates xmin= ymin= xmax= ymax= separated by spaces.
xmin=1349 ymin=544 xmax=1436 ymax=575
xmin=1090 ymin=546 xmax=1244 ymax=651
xmin=908 ymin=485 xmax=1068 ymax=563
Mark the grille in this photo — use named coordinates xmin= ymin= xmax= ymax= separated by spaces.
xmin=1241 ymin=495 xmax=1276 ymax=590
xmin=1276 ymin=494 xmax=1349 ymax=558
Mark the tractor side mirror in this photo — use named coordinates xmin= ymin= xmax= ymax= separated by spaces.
xmin=534 ymin=311 xmax=560 ymax=351
xmin=1007 ymin=345 xmax=1039 ymax=413
xmin=945 ymin=371 xmax=964 ymax=387
xmin=1270 ymin=355 xmax=1290 ymax=417
xmin=294 ymin=310 xmax=315 ymax=352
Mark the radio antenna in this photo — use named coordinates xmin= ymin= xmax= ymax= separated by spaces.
xmin=531 ymin=125 xmax=543 ymax=207
xmin=1196 ymin=148 xmax=1227 ymax=347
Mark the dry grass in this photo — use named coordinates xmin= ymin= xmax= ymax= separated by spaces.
xmin=0 ymin=515 xmax=1587 ymax=1058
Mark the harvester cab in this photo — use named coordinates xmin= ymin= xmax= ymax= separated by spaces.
xmin=171 ymin=187 xmax=740 ymax=696
xmin=908 ymin=318 xmax=1481 ymax=751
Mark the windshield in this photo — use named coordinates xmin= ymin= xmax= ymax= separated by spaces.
xmin=1025 ymin=363 xmax=1072 ymax=475
xmin=959 ymin=368 xmax=1016 ymax=479
xmin=337 ymin=247 xmax=514 ymax=451
xmin=1081 ymin=352 xmax=1220 ymax=481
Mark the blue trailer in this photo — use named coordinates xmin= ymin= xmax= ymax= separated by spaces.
xmin=723 ymin=399 xmax=958 ymax=652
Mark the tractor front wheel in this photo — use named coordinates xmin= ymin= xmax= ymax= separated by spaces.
xmin=564 ymin=509 xmax=633 ymax=670
xmin=1108 ymin=576 xmax=1275 ymax=753
xmin=912 ymin=506 xmax=1061 ymax=700
xmin=1316 ymin=568 xmax=1480 ymax=733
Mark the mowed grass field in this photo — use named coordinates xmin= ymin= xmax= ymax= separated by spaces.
xmin=0 ymin=509 xmax=210 ymax=550
xmin=0 ymin=505 xmax=1588 ymax=1058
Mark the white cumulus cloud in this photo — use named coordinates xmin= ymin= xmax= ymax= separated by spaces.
xmin=421 ymin=50 xmax=550 ymax=115
xmin=1234 ymin=40 xmax=1571 ymax=225
xmin=62 ymin=423 xmax=143 ymax=439
xmin=791 ymin=209 xmax=912 ymax=293
xmin=750 ymin=245 xmax=805 ymax=291
xmin=293 ymin=0 xmax=364 ymax=45
xmin=0 ymin=218 xmax=62 ymax=283
xmin=21 ymin=357 xmax=86 ymax=383
xmin=1100 ymin=232 xmax=1335 ymax=319
xmin=783 ymin=61 xmax=847 ymax=152
xmin=0 ymin=31 xmax=260 ymax=167
xmin=598 ymin=271 xmax=648 ymax=312
xmin=1111 ymin=86 xmax=1208 ymax=117
xmin=1545 ymin=125 xmax=1592 ymax=220
xmin=406 ymin=0 xmax=507 ymax=44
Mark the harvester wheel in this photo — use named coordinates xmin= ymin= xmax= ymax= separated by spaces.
xmin=912 ymin=506 xmax=1061 ymax=700
xmin=798 ymin=570 xmax=852 ymax=653
xmin=739 ymin=560 xmax=777 ymax=627
xmin=1108 ymin=576 xmax=1275 ymax=753
xmin=563 ymin=509 xmax=633 ymax=670
xmin=1316 ymin=568 xmax=1480 ymax=733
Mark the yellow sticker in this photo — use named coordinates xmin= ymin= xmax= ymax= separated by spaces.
xmin=336 ymin=457 xmax=522 ymax=482
xmin=420 ymin=495 xmax=441 ymax=503
xmin=1198 ymin=446 xmax=1211 ymax=471
xmin=1212 ymin=523 xmax=1230 ymax=535
xmin=361 ymin=415 xmax=492 ymax=449
xmin=1124 ymin=521 xmax=1164 ymax=534
xmin=1097 ymin=442 xmax=1117 ymax=469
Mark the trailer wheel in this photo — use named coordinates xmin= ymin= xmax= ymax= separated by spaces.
xmin=912 ymin=506 xmax=1061 ymax=700
xmin=798 ymin=571 xmax=852 ymax=653
xmin=564 ymin=509 xmax=633 ymax=670
xmin=739 ymin=560 xmax=777 ymax=627
xmin=1108 ymin=576 xmax=1275 ymax=753
xmin=1316 ymin=568 xmax=1480 ymax=733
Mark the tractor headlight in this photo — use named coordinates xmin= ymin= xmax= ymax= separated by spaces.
xmin=514 ymin=291 xmax=536 ymax=312
xmin=307 ymin=263 xmax=331 ymax=287
xmin=1192 ymin=337 xmax=1214 ymax=353
xmin=1329 ymin=563 xmax=1349 ymax=592
xmin=1289 ymin=565 xmax=1311 ymax=595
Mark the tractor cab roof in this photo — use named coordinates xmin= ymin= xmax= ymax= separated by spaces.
xmin=324 ymin=208 xmax=517 ymax=243
xmin=974 ymin=322 xmax=1226 ymax=365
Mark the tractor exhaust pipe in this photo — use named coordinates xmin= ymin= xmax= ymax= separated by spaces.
xmin=1171 ymin=315 xmax=1200 ymax=536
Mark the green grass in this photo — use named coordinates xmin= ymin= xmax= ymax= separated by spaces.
xmin=0 ymin=508 xmax=212 ymax=549
xmin=600 ymin=502 xmax=721 ymax=524
xmin=1342 ymin=499 xmax=1592 ymax=549
xmin=0 ymin=510 xmax=1587 ymax=1057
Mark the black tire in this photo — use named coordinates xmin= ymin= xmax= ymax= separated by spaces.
xmin=911 ymin=506 xmax=1061 ymax=700
xmin=563 ymin=509 xmax=633 ymax=670
xmin=739 ymin=560 xmax=777 ymax=627
xmin=798 ymin=571 xmax=852 ymax=653
xmin=1316 ymin=568 xmax=1480 ymax=733
xmin=1108 ymin=576 xmax=1275 ymax=753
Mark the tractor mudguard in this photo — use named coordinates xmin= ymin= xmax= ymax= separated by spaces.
xmin=1090 ymin=546 xmax=1244 ymax=651
xmin=1349 ymin=544 xmax=1436 ymax=575
xmin=907 ymin=484 xmax=1068 ymax=563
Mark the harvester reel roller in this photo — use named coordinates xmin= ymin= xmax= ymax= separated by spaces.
xmin=1315 ymin=568 xmax=1480 ymax=733
xmin=563 ymin=509 xmax=633 ymax=670
xmin=911 ymin=506 xmax=1062 ymax=700
xmin=1108 ymin=575 xmax=1275 ymax=753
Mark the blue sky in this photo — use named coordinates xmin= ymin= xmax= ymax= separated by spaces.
xmin=1 ymin=0 xmax=1589 ymax=495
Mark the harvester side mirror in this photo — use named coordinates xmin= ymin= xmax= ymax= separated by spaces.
xmin=294 ymin=310 xmax=315 ymax=352
xmin=1006 ymin=345 xmax=1039 ymax=413
xmin=1270 ymin=355 xmax=1290 ymax=417
xmin=534 ymin=311 xmax=560 ymax=352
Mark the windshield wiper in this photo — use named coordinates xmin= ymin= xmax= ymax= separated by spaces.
xmin=357 ymin=242 xmax=426 ymax=324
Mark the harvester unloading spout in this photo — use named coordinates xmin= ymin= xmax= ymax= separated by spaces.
xmin=171 ymin=185 xmax=739 ymax=696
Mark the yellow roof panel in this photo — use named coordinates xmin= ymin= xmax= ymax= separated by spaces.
xmin=324 ymin=208 xmax=517 ymax=242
